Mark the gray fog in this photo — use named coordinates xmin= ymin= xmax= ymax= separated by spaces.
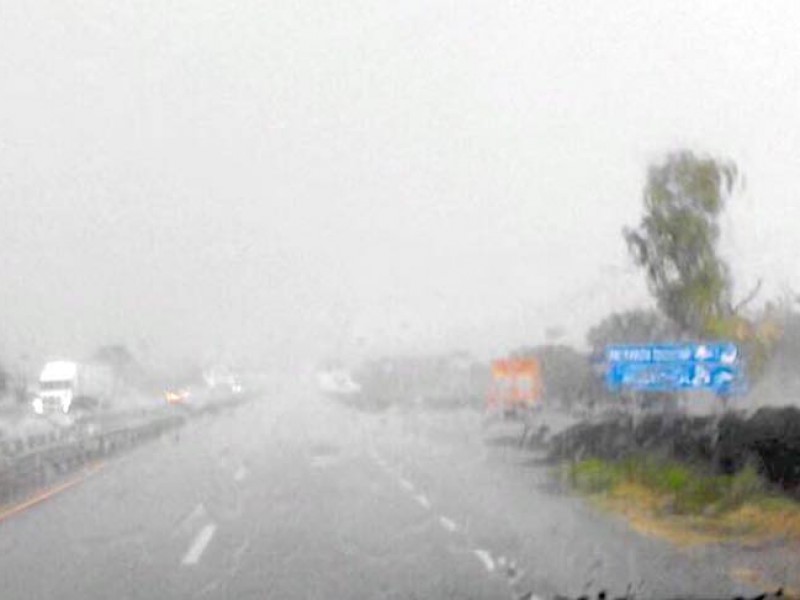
xmin=2 ymin=0 xmax=799 ymax=368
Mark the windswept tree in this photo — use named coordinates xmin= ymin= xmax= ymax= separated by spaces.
xmin=623 ymin=151 xmax=781 ymax=381
xmin=623 ymin=151 xmax=739 ymax=334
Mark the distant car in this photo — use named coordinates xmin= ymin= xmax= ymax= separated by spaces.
xmin=164 ymin=388 xmax=190 ymax=405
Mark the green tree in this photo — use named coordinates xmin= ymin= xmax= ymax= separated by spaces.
xmin=623 ymin=150 xmax=739 ymax=334
xmin=622 ymin=153 xmax=781 ymax=383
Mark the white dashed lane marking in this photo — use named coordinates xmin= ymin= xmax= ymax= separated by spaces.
xmin=234 ymin=466 xmax=248 ymax=482
xmin=398 ymin=477 xmax=414 ymax=492
xmin=366 ymin=450 xmax=543 ymax=600
xmin=181 ymin=524 xmax=217 ymax=566
xmin=472 ymin=549 xmax=496 ymax=573
xmin=174 ymin=503 xmax=207 ymax=539
xmin=368 ymin=455 xmax=544 ymax=598
xmin=438 ymin=516 xmax=458 ymax=532
xmin=413 ymin=493 xmax=431 ymax=509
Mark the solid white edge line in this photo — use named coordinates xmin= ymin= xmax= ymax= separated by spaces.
xmin=181 ymin=524 xmax=217 ymax=566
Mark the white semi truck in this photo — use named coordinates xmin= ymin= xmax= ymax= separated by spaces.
xmin=32 ymin=360 xmax=116 ymax=415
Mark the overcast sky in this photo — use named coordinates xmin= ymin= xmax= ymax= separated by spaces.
xmin=1 ymin=0 xmax=799 ymax=369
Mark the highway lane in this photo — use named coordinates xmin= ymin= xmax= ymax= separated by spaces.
xmin=0 ymin=388 xmax=508 ymax=599
xmin=0 ymin=385 xmax=765 ymax=599
xmin=368 ymin=410 xmax=760 ymax=599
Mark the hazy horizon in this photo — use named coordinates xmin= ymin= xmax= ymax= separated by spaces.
xmin=2 ymin=0 xmax=800 ymax=372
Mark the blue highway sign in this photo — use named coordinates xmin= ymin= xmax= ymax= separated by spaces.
xmin=604 ymin=342 xmax=744 ymax=394
xmin=605 ymin=343 xmax=739 ymax=365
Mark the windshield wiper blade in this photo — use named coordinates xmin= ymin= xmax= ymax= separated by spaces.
xmin=548 ymin=587 xmax=787 ymax=600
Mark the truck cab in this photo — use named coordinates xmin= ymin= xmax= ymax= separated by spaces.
xmin=32 ymin=360 xmax=78 ymax=414
xmin=32 ymin=360 xmax=113 ymax=415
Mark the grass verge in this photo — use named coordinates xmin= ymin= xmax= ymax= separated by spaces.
xmin=566 ymin=456 xmax=800 ymax=545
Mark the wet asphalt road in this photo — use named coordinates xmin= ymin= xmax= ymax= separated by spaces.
xmin=0 ymin=384 xmax=764 ymax=599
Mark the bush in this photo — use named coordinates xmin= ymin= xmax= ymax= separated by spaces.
xmin=724 ymin=466 xmax=765 ymax=508
xmin=552 ymin=407 xmax=800 ymax=495
xmin=568 ymin=458 xmax=623 ymax=493
xmin=569 ymin=457 xmax=771 ymax=515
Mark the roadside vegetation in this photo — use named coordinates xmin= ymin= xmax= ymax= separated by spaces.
xmin=339 ymin=150 xmax=800 ymax=551
xmin=543 ymin=150 xmax=800 ymax=545
xmin=566 ymin=456 xmax=800 ymax=544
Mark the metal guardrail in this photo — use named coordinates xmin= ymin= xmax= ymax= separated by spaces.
xmin=0 ymin=393 xmax=253 ymax=508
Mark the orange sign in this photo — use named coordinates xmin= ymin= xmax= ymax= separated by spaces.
xmin=487 ymin=358 xmax=542 ymax=410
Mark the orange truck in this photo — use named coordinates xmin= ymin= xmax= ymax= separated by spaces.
xmin=485 ymin=357 xmax=543 ymax=419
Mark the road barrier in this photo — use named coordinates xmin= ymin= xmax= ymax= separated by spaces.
xmin=0 ymin=393 xmax=253 ymax=508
